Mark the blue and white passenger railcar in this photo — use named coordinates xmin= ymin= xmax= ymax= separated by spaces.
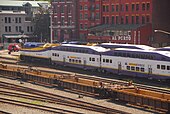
xmin=51 ymin=44 xmax=109 ymax=69
xmin=101 ymin=48 xmax=170 ymax=79
xmin=20 ymin=44 xmax=54 ymax=63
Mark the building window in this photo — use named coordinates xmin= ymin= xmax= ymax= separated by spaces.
xmin=121 ymin=16 xmax=124 ymax=24
xmin=142 ymin=3 xmax=145 ymax=11
xmin=112 ymin=5 xmax=114 ymax=12
xmin=103 ymin=5 xmax=105 ymax=12
xmin=132 ymin=4 xmax=135 ymax=11
xmin=67 ymin=4 xmax=71 ymax=13
xmin=84 ymin=24 xmax=88 ymax=29
xmin=80 ymin=13 xmax=83 ymax=19
xmin=132 ymin=16 xmax=134 ymax=24
xmin=19 ymin=26 xmax=22 ymax=32
xmin=27 ymin=26 xmax=30 ymax=32
xmin=61 ymin=17 xmax=64 ymax=25
xmin=116 ymin=5 xmax=119 ymax=12
xmin=80 ymin=5 xmax=83 ymax=10
xmin=142 ymin=16 xmax=145 ymax=24
xmin=102 ymin=16 xmax=105 ymax=24
xmin=136 ymin=16 xmax=139 ymax=24
xmin=9 ymin=26 xmax=11 ymax=32
xmin=147 ymin=3 xmax=150 ymax=11
xmin=61 ymin=5 xmax=64 ymax=13
xmin=96 ymin=13 xmax=100 ymax=19
xmin=120 ymin=4 xmax=124 ymax=11
xmin=5 ymin=26 xmax=8 ymax=32
xmin=106 ymin=5 xmax=109 ymax=12
xmin=112 ymin=16 xmax=114 ymax=24
xmin=84 ymin=5 xmax=88 ymax=10
xmin=136 ymin=4 xmax=139 ymax=11
xmin=5 ymin=26 xmax=11 ymax=32
xmin=16 ymin=26 xmax=18 ymax=32
xmin=19 ymin=17 xmax=21 ymax=23
xmin=126 ymin=16 xmax=128 ymax=24
xmin=31 ymin=26 xmax=33 ymax=32
xmin=146 ymin=15 xmax=150 ymax=22
xmin=84 ymin=13 xmax=88 ymax=19
xmin=80 ymin=24 xmax=83 ymax=29
xmin=106 ymin=17 xmax=109 ymax=24
xmin=8 ymin=17 xmax=11 ymax=23
xmin=15 ymin=17 xmax=18 ymax=23
xmin=126 ymin=4 xmax=128 ymax=11
xmin=68 ymin=17 xmax=71 ymax=25
xmin=96 ymin=4 xmax=99 ymax=10
xmin=116 ymin=16 xmax=119 ymax=24
xmin=5 ymin=17 xmax=7 ymax=23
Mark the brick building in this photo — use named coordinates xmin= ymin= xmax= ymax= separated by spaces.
xmin=51 ymin=0 xmax=78 ymax=42
xmin=87 ymin=0 xmax=170 ymax=47
xmin=78 ymin=0 xmax=102 ymax=40
xmin=51 ymin=0 xmax=170 ymax=47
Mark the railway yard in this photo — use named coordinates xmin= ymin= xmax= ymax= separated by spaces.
xmin=0 ymin=50 xmax=170 ymax=114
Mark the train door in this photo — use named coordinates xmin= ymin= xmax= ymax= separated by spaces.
xmin=63 ymin=55 xmax=66 ymax=66
xmin=99 ymin=54 xmax=102 ymax=69
xmin=148 ymin=65 xmax=152 ymax=75
xmin=83 ymin=58 xmax=86 ymax=69
xmin=118 ymin=61 xmax=122 ymax=74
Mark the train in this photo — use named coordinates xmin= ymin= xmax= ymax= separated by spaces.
xmin=19 ymin=43 xmax=170 ymax=80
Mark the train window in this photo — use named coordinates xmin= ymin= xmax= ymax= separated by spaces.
xmin=161 ymin=57 xmax=166 ymax=61
xmin=103 ymin=59 xmax=105 ymax=62
xmin=76 ymin=60 xmax=78 ymax=63
xmin=79 ymin=60 xmax=81 ymax=63
xmin=52 ymin=53 xmax=54 ymax=56
xmin=127 ymin=53 xmax=131 ymax=57
xmin=150 ymin=56 xmax=154 ymax=60
xmin=141 ymin=68 xmax=145 ymax=72
xmin=72 ymin=59 xmax=75 ymax=62
xmin=114 ymin=52 xmax=118 ymax=56
xmin=131 ymin=66 xmax=135 ymax=70
xmin=117 ymin=53 xmax=121 ymax=56
xmin=123 ymin=53 xmax=126 ymax=57
xmin=132 ymin=54 xmax=135 ymax=58
xmin=106 ymin=59 xmax=109 ymax=63
xmin=127 ymin=66 xmax=130 ymax=70
xmin=135 ymin=54 xmax=139 ymax=58
xmin=157 ymin=65 xmax=160 ymax=69
xmin=89 ymin=57 xmax=91 ymax=61
xmin=161 ymin=65 xmax=166 ymax=70
xmin=110 ymin=59 xmax=112 ymax=63
xmin=92 ymin=58 xmax=95 ymax=61
xmin=167 ymin=66 xmax=170 ymax=70
xmin=136 ymin=67 xmax=139 ymax=71
xmin=69 ymin=59 xmax=71 ymax=62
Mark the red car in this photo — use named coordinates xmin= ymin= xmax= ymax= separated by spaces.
xmin=8 ymin=44 xmax=21 ymax=54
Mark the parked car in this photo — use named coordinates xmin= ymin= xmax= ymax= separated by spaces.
xmin=8 ymin=44 xmax=21 ymax=54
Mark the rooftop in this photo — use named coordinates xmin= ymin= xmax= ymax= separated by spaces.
xmin=0 ymin=1 xmax=48 ymax=7
xmin=89 ymin=24 xmax=146 ymax=31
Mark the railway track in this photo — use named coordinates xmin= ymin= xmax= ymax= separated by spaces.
xmin=0 ymin=80 xmax=130 ymax=114
xmin=0 ymin=110 xmax=11 ymax=114
xmin=2 ymin=61 xmax=170 ymax=94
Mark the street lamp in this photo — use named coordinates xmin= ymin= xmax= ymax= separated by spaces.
xmin=154 ymin=30 xmax=170 ymax=35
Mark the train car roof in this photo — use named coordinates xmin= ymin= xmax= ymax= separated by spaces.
xmin=155 ymin=46 xmax=170 ymax=51
xmin=98 ymin=43 xmax=155 ymax=50
xmin=60 ymin=44 xmax=110 ymax=52
xmin=114 ymin=48 xmax=170 ymax=57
